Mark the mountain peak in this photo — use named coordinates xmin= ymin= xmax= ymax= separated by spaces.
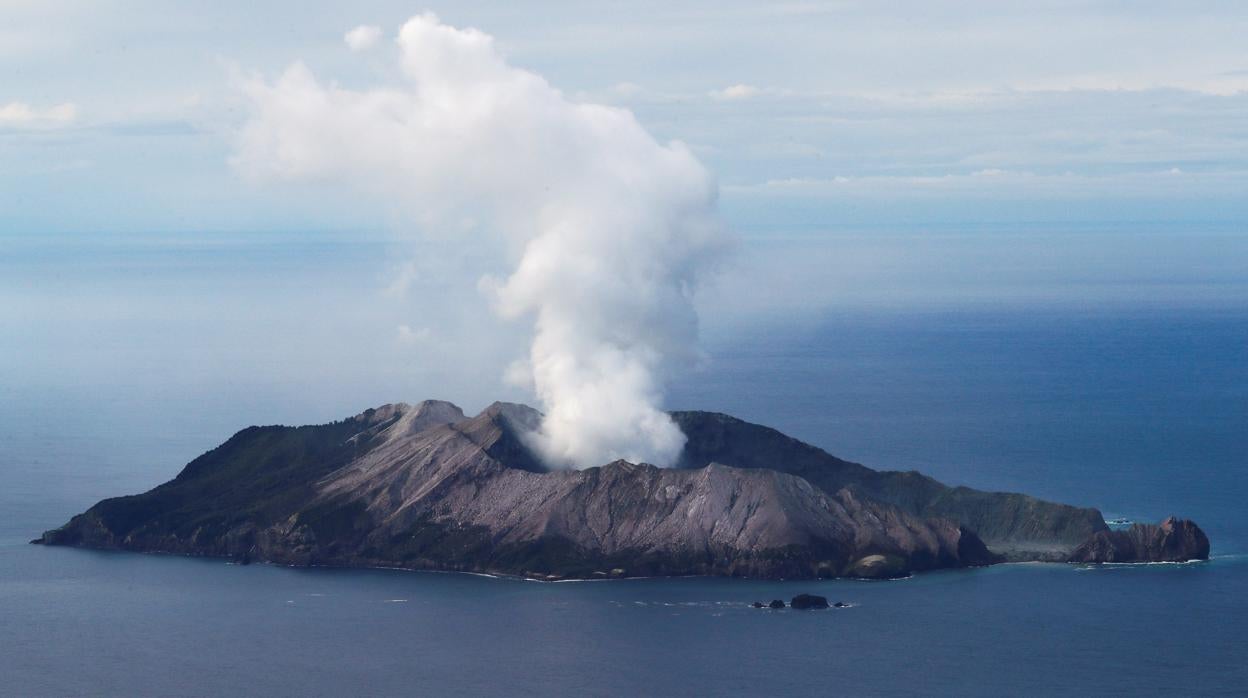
xmin=457 ymin=401 xmax=547 ymax=473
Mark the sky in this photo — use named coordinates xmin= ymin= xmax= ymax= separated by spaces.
xmin=2 ymin=1 xmax=1246 ymax=438
xmin=3 ymin=0 xmax=1248 ymax=234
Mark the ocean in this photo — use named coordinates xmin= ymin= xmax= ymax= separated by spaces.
xmin=1 ymin=230 xmax=1245 ymax=695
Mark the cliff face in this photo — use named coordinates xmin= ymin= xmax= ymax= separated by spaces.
xmin=1067 ymin=517 xmax=1210 ymax=563
xmin=35 ymin=401 xmax=1207 ymax=578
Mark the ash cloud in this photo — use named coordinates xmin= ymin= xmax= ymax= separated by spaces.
xmin=233 ymin=13 xmax=730 ymax=468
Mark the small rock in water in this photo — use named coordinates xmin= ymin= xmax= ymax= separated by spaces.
xmin=768 ymin=599 xmax=786 ymax=609
xmin=751 ymin=601 xmax=765 ymax=608
xmin=833 ymin=601 xmax=848 ymax=608
xmin=790 ymin=594 xmax=830 ymax=609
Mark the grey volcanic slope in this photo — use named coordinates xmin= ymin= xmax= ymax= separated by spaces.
xmin=35 ymin=400 xmax=1207 ymax=578
xmin=673 ymin=411 xmax=1109 ymax=559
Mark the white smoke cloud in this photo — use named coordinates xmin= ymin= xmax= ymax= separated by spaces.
xmin=233 ymin=14 xmax=730 ymax=468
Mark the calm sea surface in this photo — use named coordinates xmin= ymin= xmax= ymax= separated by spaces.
xmin=1 ymin=232 xmax=1246 ymax=695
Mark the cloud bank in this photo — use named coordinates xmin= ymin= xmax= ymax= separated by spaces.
xmin=0 ymin=101 xmax=77 ymax=128
xmin=234 ymin=13 xmax=730 ymax=468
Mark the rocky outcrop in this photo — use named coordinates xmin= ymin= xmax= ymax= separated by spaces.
xmin=790 ymin=594 xmax=829 ymax=609
xmin=846 ymin=554 xmax=909 ymax=579
xmin=1067 ymin=517 xmax=1210 ymax=563
xmin=33 ymin=400 xmax=1206 ymax=578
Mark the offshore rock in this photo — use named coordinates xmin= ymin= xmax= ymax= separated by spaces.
xmin=790 ymin=594 xmax=830 ymax=609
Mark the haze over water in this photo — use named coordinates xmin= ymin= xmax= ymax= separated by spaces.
xmin=2 ymin=227 xmax=1245 ymax=695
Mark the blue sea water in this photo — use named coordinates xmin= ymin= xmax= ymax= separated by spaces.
xmin=1 ymin=230 xmax=1246 ymax=695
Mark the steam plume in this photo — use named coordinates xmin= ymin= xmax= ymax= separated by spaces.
xmin=233 ymin=14 xmax=729 ymax=467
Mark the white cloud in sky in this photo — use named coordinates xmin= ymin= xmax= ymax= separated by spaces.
xmin=725 ymin=168 xmax=1248 ymax=202
xmin=384 ymin=260 xmax=421 ymax=298
xmin=0 ymin=101 xmax=77 ymax=127
xmin=711 ymin=83 xmax=761 ymax=100
xmin=344 ymin=25 xmax=382 ymax=52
